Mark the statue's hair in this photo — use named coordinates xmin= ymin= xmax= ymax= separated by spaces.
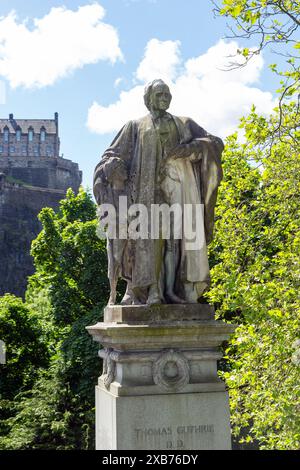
xmin=143 ymin=79 xmax=171 ymax=110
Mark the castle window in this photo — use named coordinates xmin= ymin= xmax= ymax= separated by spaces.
xmin=4 ymin=127 xmax=9 ymax=142
xmin=40 ymin=128 xmax=46 ymax=142
xmin=28 ymin=128 xmax=34 ymax=142
xmin=46 ymin=145 xmax=53 ymax=156
xmin=10 ymin=146 xmax=15 ymax=154
xmin=34 ymin=146 xmax=39 ymax=156
xmin=22 ymin=146 xmax=27 ymax=156
xmin=0 ymin=145 xmax=3 ymax=153
xmin=16 ymin=129 xmax=21 ymax=141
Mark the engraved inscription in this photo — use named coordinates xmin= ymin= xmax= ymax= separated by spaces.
xmin=177 ymin=424 xmax=215 ymax=434
xmin=134 ymin=424 xmax=215 ymax=449
xmin=135 ymin=427 xmax=172 ymax=439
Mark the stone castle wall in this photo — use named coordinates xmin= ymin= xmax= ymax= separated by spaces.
xmin=0 ymin=157 xmax=82 ymax=297
xmin=0 ymin=156 xmax=82 ymax=191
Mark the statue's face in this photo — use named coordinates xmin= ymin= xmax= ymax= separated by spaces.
xmin=150 ymin=84 xmax=172 ymax=112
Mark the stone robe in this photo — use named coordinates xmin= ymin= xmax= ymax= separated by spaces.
xmin=93 ymin=113 xmax=223 ymax=293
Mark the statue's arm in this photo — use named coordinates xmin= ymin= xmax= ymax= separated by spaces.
xmin=93 ymin=121 xmax=136 ymax=204
xmin=187 ymin=118 xmax=224 ymax=153
xmin=169 ymin=118 xmax=224 ymax=160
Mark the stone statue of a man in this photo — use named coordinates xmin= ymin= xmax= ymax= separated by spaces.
xmin=94 ymin=79 xmax=223 ymax=306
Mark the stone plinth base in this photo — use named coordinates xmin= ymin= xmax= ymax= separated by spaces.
xmin=103 ymin=303 xmax=214 ymax=323
xmin=96 ymin=387 xmax=231 ymax=450
xmin=87 ymin=304 xmax=235 ymax=450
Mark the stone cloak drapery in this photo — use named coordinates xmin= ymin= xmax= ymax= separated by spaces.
xmin=93 ymin=114 xmax=223 ymax=290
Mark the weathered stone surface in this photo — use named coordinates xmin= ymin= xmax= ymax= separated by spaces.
xmin=104 ymin=303 xmax=214 ymax=323
xmin=87 ymin=304 xmax=236 ymax=450
xmin=0 ymin=113 xmax=82 ymax=296
xmin=89 ymin=80 xmax=232 ymax=450
xmin=87 ymin=318 xmax=234 ymax=351
xmin=0 ymin=156 xmax=81 ymax=191
xmin=93 ymin=79 xmax=223 ymax=307
xmin=0 ymin=159 xmax=81 ymax=297
xmin=96 ymin=388 xmax=231 ymax=450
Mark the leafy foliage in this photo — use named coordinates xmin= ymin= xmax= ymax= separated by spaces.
xmin=0 ymin=295 xmax=49 ymax=399
xmin=206 ymin=99 xmax=300 ymax=449
xmin=214 ymin=0 xmax=300 ymax=145
xmin=214 ymin=1 xmax=300 ymax=55
xmin=1 ymin=188 xmax=108 ymax=449
xmin=206 ymin=0 xmax=300 ymax=450
xmin=0 ymin=295 xmax=49 ymax=440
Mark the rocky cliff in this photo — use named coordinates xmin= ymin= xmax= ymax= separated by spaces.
xmin=0 ymin=157 xmax=82 ymax=297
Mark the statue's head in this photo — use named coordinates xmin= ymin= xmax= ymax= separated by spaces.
xmin=144 ymin=79 xmax=172 ymax=112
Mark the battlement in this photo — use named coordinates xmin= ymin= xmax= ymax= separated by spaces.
xmin=0 ymin=113 xmax=82 ymax=297
xmin=0 ymin=155 xmax=82 ymax=191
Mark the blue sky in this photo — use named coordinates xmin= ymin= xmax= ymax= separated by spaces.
xmin=0 ymin=0 xmax=281 ymax=189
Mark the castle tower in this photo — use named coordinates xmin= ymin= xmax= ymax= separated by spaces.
xmin=0 ymin=113 xmax=82 ymax=297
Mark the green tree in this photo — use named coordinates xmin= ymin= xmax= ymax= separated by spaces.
xmin=214 ymin=0 xmax=299 ymax=140
xmin=206 ymin=101 xmax=300 ymax=449
xmin=1 ymin=188 xmax=109 ymax=449
xmin=207 ymin=0 xmax=300 ymax=450
xmin=0 ymin=294 xmax=49 ymax=440
xmin=213 ymin=1 xmax=300 ymax=58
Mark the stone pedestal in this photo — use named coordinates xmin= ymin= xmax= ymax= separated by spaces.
xmin=87 ymin=304 xmax=235 ymax=450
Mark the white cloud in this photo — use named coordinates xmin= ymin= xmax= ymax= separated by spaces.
xmin=184 ymin=41 xmax=263 ymax=85
xmin=87 ymin=86 xmax=146 ymax=134
xmin=0 ymin=4 xmax=122 ymax=89
xmin=136 ymin=38 xmax=181 ymax=83
xmin=87 ymin=39 xmax=276 ymax=138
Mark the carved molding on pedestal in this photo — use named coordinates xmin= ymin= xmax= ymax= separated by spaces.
xmin=87 ymin=304 xmax=236 ymax=450
xmin=100 ymin=348 xmax=116 ymax=389
xmin=153 ymin=349 xmax=190 ymax=391
xmin=88 ymin=304 xmax=236 ymax=396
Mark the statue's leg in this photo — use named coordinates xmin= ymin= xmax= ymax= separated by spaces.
xmin=107 ymin=239 xmax=117 ymax=305
xmin=121 ymin=282 xmax=143 ymax=305
xmin=108 ymin=239 xmax=132 ymax=305
xmin=165 ymin=238 xmax=186 ymax=304
xmin=147 ymin=238 xmax=164 ymax=305
xmin=120 ymin=283 xmax=132 ymax=305
xmin=108 ymin=264 xmax=119 ymax=305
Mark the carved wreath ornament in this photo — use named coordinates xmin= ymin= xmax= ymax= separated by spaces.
xmin=153 ymin=349 xmax=190 ymax=391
